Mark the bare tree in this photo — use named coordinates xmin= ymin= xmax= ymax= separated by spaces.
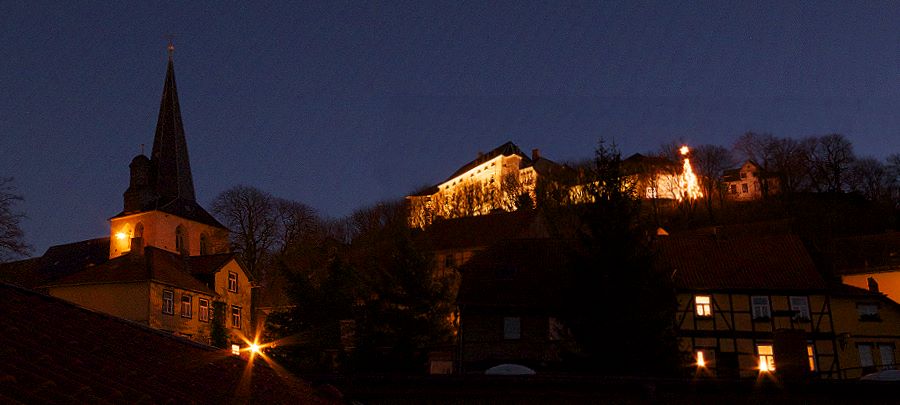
xmin=211 ymin=185 xmax=279 ymax=278
xmin=274 ymin=198 xmax=321 ymax=253
xmin=808 ymin=134 xmax=856 ymax=193
xmin=692 ymin=144 xmax=734 ymax=220
xmin=848 ymin=158 xmax=889 ymax=201
xmin=768 ymin=137 xmax=813 ymax=195
xmin=0 ymin=177 xmax=31 ymax=262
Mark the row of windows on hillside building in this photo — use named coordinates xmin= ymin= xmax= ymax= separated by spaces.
xmin=694 ymin=295 xmax=812 ymax=321
xmin=695 ymin=344 xmax=818 ymax=373
xmin=695 ymin=295 xmax=884 ymax=322
xmin=161 ymin=290 xmax=242 ymax=328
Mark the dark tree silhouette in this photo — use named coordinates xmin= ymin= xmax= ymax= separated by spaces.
xmin=0 ymin=177 xmax=31 ymax=262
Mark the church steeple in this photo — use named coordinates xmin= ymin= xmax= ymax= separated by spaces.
xmin=150 ymin=43 xmax=196 ymax=202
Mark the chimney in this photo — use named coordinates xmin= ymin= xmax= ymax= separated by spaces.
xmin=532 ymin=148 xmax=540 ymax=161
xmin=867 ymin=277 xmax=880 ymax=293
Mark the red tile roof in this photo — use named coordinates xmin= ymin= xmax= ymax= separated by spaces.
xmin=655 ymin=234 xmax=827 ymax=291
xmin=0 ymin=282 xmax=336 ymax=404
xmin=44 ymin=247 xmax=229 ymax=295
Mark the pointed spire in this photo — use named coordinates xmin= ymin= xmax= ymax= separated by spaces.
xmin=150 ymin=43 xmax=196 ymax=202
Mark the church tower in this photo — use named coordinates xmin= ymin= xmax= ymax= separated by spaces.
xmin=110 ymin=45 xmax=228 ymax=259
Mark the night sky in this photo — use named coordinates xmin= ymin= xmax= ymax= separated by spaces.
xmin=2 ymin=1 xmax=898 ymax=255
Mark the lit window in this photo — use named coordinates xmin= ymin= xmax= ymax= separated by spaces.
xmin=231 ymin=344 xmax=240 ymax=355
xmin=180 ymin=294 xmax=192 ymax=318
xmin=162 ymin=290 xmax=174 ymax=315
xmin=503 ymin=317 xmax=521 ymax=340
xmin=231 ymin=306 xmax=242 ymax=329
xmin=695 ymin=349 xmax=716 ymax=368
xmin=857 ymin=303 xmax=880 ymax=321
xmin=757 ymin=344 xmax=775 ymax=372
xmin=751 ymin=296 xmax=771 ymax=320
xmin=228 ymin=272 xmax=238 ymax=293
xmin=199 ymin=298 xmax=209 ymax=322
xmin=879 ymin=344 xmax=895 ymax=370
xmin=790 ymin=296 xmax=811 ymax=321
xmin=807 ymin=345 xmax=817 ymax=372
xmin=695 ymin=295 xmax=712 ymax=317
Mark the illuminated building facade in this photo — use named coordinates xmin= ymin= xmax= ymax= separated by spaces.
xmin=406 ymin=142 xmax=572 ymax=228
xmin=722 ymin=160 xmax=780 ymax=201
xmin=41 ymin=49 xmax=253 ymax=346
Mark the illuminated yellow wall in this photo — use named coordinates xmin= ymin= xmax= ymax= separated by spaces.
xmin=212 ymin=259 xmax=254 ymax=341
xmin=109 ymin=211 xmax=229 ymax=258
xmin=49 ymin=282 xmax=150 ymax=323
xmin=842 ymin=272 xmax=900 ymax=305
xmin=148 ymin=281 xmax=215 ymax=344
xmin=831 ymin=293 xmax=900 ymax=379
xmin=676 ymin=292 xmax=835 ymax=379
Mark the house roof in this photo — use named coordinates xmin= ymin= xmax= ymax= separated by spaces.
xmin=655 ymin=234 xmax=827 ymax=291
xmin=0 ymin=237 xmax=111 ymax=288
xmin=457 ymin=239 xmax=568 ymax=309
xmin=416 ymin=209 xmax=547 ymax=251
xmin=445 ymin=141 xmax=531 ymax=182
xmin=722 ymin=160 xmax=778 ymax=182
xmin=111 ymin=197 xmax=226 ymax=229
xmin=828 ymin=232 xmax=900 ymax=275
xmin=0 ymin=282 xmax=335 ymax=404
xmin=44 ymin=247 xmax=234 ymax=295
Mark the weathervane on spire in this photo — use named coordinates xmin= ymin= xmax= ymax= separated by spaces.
xmin=164 ymin=34 xmax=175 ymax=59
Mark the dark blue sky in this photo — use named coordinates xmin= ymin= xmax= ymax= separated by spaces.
xmin=2 ymin=1 xmax=898 ymax=255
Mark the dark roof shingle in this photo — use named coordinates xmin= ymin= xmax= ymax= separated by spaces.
xmin=655 ymin=234 xmax=826 ymax=291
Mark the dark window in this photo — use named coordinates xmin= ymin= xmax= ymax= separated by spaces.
xmin=503 ymin=317 xmax=521 ymax=340
xmin=199 ymin=298 xmax=209 ymax=322
xmin=181 ymin=294 xmax=192 ymax=318
xmin=199 ymin=233 xmax=209 ymax=255
xmin=228 ymin=272 xmax=238 ymax=293
xmin=175 ymin=225 xmax=188 ymax=254
xmin=231 ymin=306 xmax=242 ymax=329
xmin=162 ymin=290 xmax=174 ymax=315
xmin=751 ymin=296 xmax=771 ymax=320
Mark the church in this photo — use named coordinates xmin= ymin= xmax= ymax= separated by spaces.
xmin=16 ymin=47 xmax=253 ymax=347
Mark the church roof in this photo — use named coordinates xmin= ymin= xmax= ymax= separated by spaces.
xmin=151 ymin=51 xmax=196 ymax=203
xmin=0 ymin=282 xmax=335 ymax=404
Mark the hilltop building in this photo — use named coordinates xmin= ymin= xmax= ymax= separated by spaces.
xmin=723 ymin=160 xmax=780 ymax=201
xmin=406 ymin=142 xmax=573 ymax=228
xmin=3 ymin=48 xmax=253 ymax=347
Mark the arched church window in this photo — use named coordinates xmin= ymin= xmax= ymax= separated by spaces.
xmin=175 ymin=225 xmax=188 ymax=254
xmin=199 ymin=233 xmax=209 ymax=255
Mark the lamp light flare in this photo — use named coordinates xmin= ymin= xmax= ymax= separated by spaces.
xmin=759 ymin=357 xmax=770 ymax=372
xmin=250 ymin=343 xmax=261 ymax=354
xmin=697 ymin=351 xmax=706 ymax=368
xmin=680 ymin=146 xmax=690 ymax=155
xmin=115 ymin=232 xmax=128 ymax=240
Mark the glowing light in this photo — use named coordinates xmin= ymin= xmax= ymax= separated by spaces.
xmin=675 ymin=145 xmax=703 ymax=201
xmin=115 ymin=232 xmax=128 ymax=240
xmin=231 ymin=344 xmax=240 ymax=356
xmin=696 ymin=351 xmax=706 ymax=367
xmin=759 ymin=357 xmax=770 ymax=372
xmin=250 ymin=343 xmax=260 ymax=354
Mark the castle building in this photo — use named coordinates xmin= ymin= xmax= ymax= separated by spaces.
xmin=406 ymin=142 xmax=572 ymax=228
xmin=38 ymin=48 xmax=253 ymax=346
